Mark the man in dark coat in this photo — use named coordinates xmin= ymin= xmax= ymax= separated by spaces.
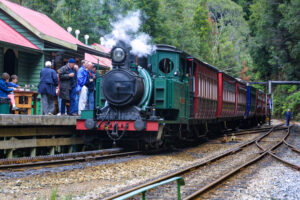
xmin=285 ymin=109 xmax=293 ymax=126
xmin=38 ymin=61 xmax=58 ymax=115
xmin=86 ymin=64 xmax=96 ymax=110
xmin=59 ymin=58 xmax=77 ymax=115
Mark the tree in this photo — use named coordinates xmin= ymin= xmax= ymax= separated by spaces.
xmin=193 ymin=0 xmax=213 ymax=62
xmin=249 ymin=0 xmax=300 ymax=81
xmin=194 ymin=0 xmax=252 ymax=76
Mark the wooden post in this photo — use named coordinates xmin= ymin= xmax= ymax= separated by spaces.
xmin=7 ymin=149 xmax=13 ymax=159
xmin=3 ymin=137 xmax=7 ymax=155
xmin=6 ymin=137 xmax=14 ymax=158
xmin=50 ymin=136 xmax=55 ymax=155
xmin=30 ymin=147 xmax=36 ymax=157
xmin=71 ymin=133 xmax=76 ymax=152
xmin=68 ymin=146 xmax=73 ymax=153
xmin=81 ymin=145 xmax=86 ymax=152
xmin=30 ymin=136 xmax=36 ymax=157
xmin=57 ymin=146 xmax=61 ymax=153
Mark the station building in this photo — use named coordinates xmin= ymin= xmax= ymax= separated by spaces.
xmin=0 ymin=0 xmax=110 ymax=88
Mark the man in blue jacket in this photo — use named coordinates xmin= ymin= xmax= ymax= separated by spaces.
xmin=0 ymin=73 xmax=14 ymax=98
xmin=285 ymin=109 xmax=293 ymax=126
xmin=77 ymin=60 xmax=88 ymax=115
xmin=38 ymin=61 xmax=58 ymax=115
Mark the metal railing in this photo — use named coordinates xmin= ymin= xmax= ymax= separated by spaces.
xmin=113 ymin=176 xmax=185 ymax=200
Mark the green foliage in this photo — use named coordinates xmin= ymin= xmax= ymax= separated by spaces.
xmin=193 ymin=0 xmax=213 ymax=62
xmin=193 ymin=0 xmax=251 ymax=76
xmin=249 ymin=0 xmax=300 ymax=81
xmin=231 ymin=0 xmax=253 ymax=20
xmin=249 ymin=0 xmax=300 ymax=121
xmin=273 ymin=85 xmax=300 ymax=121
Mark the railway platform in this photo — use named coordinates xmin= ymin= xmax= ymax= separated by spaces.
xmin=0 ymin=114 xmax=81 ymax=159
xmin=0 ymin=114 xmax=78 ymax=126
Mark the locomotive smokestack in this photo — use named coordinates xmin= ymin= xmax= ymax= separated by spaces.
xmin=135 ymin=56 xmax=139 ymax=66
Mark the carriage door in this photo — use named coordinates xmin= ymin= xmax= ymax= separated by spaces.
xmin=187 ymin=58 xmax=195 ymax=117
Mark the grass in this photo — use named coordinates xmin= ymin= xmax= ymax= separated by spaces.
xmin=37 ymin=187 xmax=73 ymax=200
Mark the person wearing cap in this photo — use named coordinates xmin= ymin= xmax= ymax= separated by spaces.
xmin=38 ymin=61 xmax=58 ymax=115
xmin=58 ymin=58 xmax=78 ymax=115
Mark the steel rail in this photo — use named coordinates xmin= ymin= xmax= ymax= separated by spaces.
xmin=256 ymin=126 xmax=300 ymax=170
xmin=268 ymin=152 xmax=300 ymax=170
xmin=183 ymin=125 xmax=290 ymax=200
xmin=283 ymin=140 xmax=300 ymax=153
xmin=224 ymin=127 xmax=271 ymax=135
xmin=265 ymin=128 xmax=300 ymax=170
xmin=233 ymin=127 xmax=286 ymax=136
xmin=0 ymin=148 xmax=141 ymax=169
xmin=104 ymin=125 xmax=283 ymax=200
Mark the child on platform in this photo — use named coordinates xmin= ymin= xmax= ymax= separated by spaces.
xmin=0 ymin=73 xmax=14 ymax=98
xmin=7 ymin=75 xmax=20 ymax=110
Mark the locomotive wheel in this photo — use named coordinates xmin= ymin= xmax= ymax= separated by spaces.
xmin=154 ymin=124 xmax=170 ymax=151
xmin=155 ymin=127 xmax=166 ymax=150
xmin=142 ymin=125 xmax=167 ymax=152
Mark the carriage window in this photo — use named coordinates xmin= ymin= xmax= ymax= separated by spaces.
xmin=159 ymin=58 xmax=174 ymax=74
xmin=198 ymin=76 xmax=201 ymax=97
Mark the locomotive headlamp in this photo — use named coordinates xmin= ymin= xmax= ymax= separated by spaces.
xmin=112 ymin=47 xmax=126 ymax=63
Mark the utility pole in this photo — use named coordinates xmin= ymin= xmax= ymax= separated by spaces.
xmin=268 ymin=81 xmax=272 ymax=125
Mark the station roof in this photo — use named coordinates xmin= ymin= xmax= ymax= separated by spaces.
xmin=0 ymin=18 xmax=39 ymax=50
xmin=0 ymin=0 xmax=81 ymax=50
xmin=92 ymin=43 xmax=111 ymax=54
xmin=84 ymin=43 xmax=111 ymax=69
xmin=0 ymin=0 xmax=110 ymax=58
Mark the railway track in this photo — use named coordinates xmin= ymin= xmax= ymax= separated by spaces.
xmin=0 ymin=126 xmax=267 ymax=170
xmin=225 ymin=126 xmax=282 ymax=136
xmin=105 ymin=125 xmax=300 ymax=200
xmin=0 ymin=148 xmax=141 ymax=169
xmin=0 ymin=126 xmax=269 ymax=170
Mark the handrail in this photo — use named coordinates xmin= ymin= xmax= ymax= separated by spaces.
xmin=113 ymin=176 xmax=185 ymax=200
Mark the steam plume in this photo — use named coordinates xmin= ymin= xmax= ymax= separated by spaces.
xmin=102 ymin=10 xmax=156 ymax=57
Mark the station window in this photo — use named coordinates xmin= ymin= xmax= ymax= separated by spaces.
xmin=159 ymin=58 xmax=174 ymax=74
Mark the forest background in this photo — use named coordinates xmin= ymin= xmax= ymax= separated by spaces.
xmin=11 ymin=0 xmax=300 ymax=120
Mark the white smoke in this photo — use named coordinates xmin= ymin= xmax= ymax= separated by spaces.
xmin=102 ymin=10 xmax=156 ymax=57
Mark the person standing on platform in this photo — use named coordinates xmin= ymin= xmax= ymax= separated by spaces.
xmin=0 ymin=73 xmax=14 ymax=98
xmin=86 ymin=64 xmax=96 ymax=110
xmin=73 ymin=63 xmax=79 ymax=115
xmin=285 ymin=109 xmax=293 ymax=126
xmin=77 ymin=60 xmax=88 ymax=115
xmin=59 ymin=58 xmax=77 ymax=116
xmin=38 ymin=61 xmax=58 ymax=115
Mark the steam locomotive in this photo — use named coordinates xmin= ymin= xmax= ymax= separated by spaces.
xmin=76 ymin=41 xmax=266 ymax=149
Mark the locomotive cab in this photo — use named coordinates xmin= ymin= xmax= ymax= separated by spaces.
xmin=148 ymin=45 xmax=191 ymax=121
